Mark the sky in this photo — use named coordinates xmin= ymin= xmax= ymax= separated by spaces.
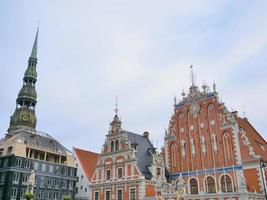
xmin=0 ymin=1 xmax=267 ymax=153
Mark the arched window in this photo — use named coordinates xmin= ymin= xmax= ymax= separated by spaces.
xmin=171 ymin=143 xmax=177 ymax=170
xmin=115 ymin=140 xmax=119 ymax=151
xmin=221 ymin=175 xmax=233 ymax=192
xmin=223 ymin=133 xmax=233 ymax=161
xmin=190 ymin=178 xmax=199 ymax=194
xmin=205 ymin=176 xmax=216 ymax=193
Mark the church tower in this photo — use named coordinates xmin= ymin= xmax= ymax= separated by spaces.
xmin=8 ymin=28 xmax=39 ymax=132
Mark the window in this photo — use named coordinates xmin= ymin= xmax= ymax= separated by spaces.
xmin=223 ymin=133 xmax=233 ymax=161
xmin=0 ymin=148 xmax=3 ymax=156
xmin=40 ymin=177 xmax=45 ymax=187
xmin=13 ymin=172 xmax=20 ymax=183
xmin=157 ymin=168 xmax=161 ymax=177
xmin=118 ymin=168 xmax=123 ymax=179
xmin=190 ymin=178 xmax=198 ymax=194
xmin=111 ymin=141 xmax=114 ymax=152
xmin=85 ymin=187 xmax=87 ymax=192
xmin=115 ymin=140 xmax=119 ymax=151
xmin=117 ymin=189 xmax=122 ymax=200
xmin=106 ymin=170 xmax=111 ymax=180
xmin=3 ymin=159 xmax=8 ymax=167
xmin=22 ymin=174 xmax=29 ymax=184
xmin=33 ymin=162 xmax=39 ymax=170
xmin=20 ymin=188 xmax=26 ymax=198
xmin=54 ymin=192 xmax=58 ymax=200
xmin=62 ymin=179 xmax=67 ymax=190
xmin=11 ymin=187 xmax=17 ymax=197
xmin=81 ymin=175 xmax=83 ymax=179
xmin=41 ymin=163 xmax=46 ymax=171
xmin=54 ymin=179 xmax=59 ymax=188
xmin=49 ymin=165 xmax=53 ymax=173
xmin=0 ymin=173 xmax=6 ymax=183
xmin=95 ymin=191 xmax=99 ymax=200
xmin=221 ymin=175 xmax=233 ymax=193
xmin=15 ymin=158 xmax=22 ymax=167
xmin=7 ymin=146 xmax=13 ymax=155
xmin=81 ymin=186 xmax=83 ymax=190
xmin=105 ymin=191 xmax=110 ymax=200
xmin=69 ymin=180 xmax=73 ymax=190
xmin=205 ymin=176 xmax=216 ymax=193
xmin=171 ymin=143 xmax=177 ymax=170
xmin=24 ymin=159 xmax=31 ymax=168
xmin=130 ymin=188 xmax=136 ymax=200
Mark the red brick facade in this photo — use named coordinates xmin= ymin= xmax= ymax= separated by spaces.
xmin=164 ymin=83 xmax=267 ymax=199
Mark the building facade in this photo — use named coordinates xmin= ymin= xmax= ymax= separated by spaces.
xmin=0 ymin=29 xmax=77 ymax=200
xmin=164 ymin=77 xmax=267 ymax=199
xmin=73 ymin=147 xmax=99 ymax=200
xmin=89 ymin=112 xmax=168 ymax=200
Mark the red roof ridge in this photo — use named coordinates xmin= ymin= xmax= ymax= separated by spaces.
xmin=73 ymin=147 xmax=99 ymax=180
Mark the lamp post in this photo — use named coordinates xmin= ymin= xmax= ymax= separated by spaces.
xmin=259 ymin=157 xmax=267 ymax=200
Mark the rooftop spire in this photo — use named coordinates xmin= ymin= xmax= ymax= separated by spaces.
xmin=30 ymin=26 xmax=39 ymax=59
xmin=8 ymin=28 xmax=39 ymax=133
xmin=190 ymin=65 xmax=195 ymax=86
xmin=114 ymin=96 xmax=119 ymax=115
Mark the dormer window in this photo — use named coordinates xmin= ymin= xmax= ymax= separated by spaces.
xmin=131 ymin=143 xmax=138 ymax=150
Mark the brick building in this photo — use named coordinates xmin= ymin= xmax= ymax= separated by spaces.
xmin=164 ymin=76 xmax=267 ymax=199
xmin=89 ymin=111 xmax=168 ymax=200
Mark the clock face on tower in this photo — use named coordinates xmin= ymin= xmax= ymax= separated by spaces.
xmin=189 ymin=102 xmax=200 ymax=118
xmin=21 ymin=113 xmax=30 ymax=122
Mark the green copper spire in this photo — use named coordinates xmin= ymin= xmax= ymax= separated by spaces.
xmin=8 ymin=28 xmax=39 ymax=133
xmin=30 ymin=27 xmax=38 ymax=59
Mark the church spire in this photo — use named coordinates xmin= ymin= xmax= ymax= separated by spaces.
xmin=30 ymin=27 xmax=38 ymax=59
xmin=8 ymin=28 xmax=39 ymax=133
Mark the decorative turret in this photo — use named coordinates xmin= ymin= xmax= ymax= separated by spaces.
xmin=110 ymin=98 xmax=122 ymax=134
xmin=8 ymin=28 xmax=39 ymax=133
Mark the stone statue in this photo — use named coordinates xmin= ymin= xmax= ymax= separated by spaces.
xmin=181 ymin=140 xmax=186 ymax=159
xmin=190 ymin=138 xmax=196 ymax=157
xmin=201 ymin=135 xmax=207 ymax=155
xmin=211 ymin=133 xmax=218 ymax=154
xmin=27 ymin=170 xmax=35 ymax=193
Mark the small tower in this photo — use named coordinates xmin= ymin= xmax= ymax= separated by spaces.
xmin=8 ymin=28 xmax=39 ymax=133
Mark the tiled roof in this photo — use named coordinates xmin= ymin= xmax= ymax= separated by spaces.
xmin=126 ymin=131 xmax=155 ymax=180
xmin=74 ymin=147 xmax=99 ymax=180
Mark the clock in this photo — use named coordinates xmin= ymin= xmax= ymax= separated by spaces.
xmin=21 ymin=114 xmax=30 ymax=121
xmin=189 ymin=102 xmax=200 ymax=118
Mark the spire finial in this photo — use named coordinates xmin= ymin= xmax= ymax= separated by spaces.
xmin=190 ymin=65 xmax=195 ymax=86
xmin=30 ymin=26 xmax=39 ymax=59
xmin=213 ymin=80 xmax=217 ymax=92
xmin=114 ymin=96 xmax=119 ymax=115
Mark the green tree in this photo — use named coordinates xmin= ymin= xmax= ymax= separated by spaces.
xmin=24 ymin=192 xmax=34 ymax=200
xmin=63 ymin=195 xmax=72 ymax=200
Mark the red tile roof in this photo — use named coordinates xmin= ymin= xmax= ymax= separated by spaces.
xmin=74 ymin=147 xmax=99 ymax=180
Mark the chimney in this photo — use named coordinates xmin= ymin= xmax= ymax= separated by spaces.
xmin=143 ymin=131 xmax=149 ymax=139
